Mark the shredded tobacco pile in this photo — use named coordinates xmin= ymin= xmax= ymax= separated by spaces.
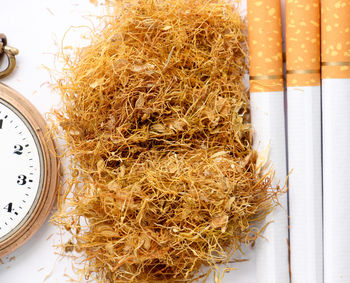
xmin=51 ymin=0 xmax=282 ymax=282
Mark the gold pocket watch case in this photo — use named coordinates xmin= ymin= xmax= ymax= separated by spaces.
xmin=0 ymin=35 xmax=58 ymax=257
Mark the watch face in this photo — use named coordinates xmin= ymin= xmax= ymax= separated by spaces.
xmin=0 ymin=99 xmax=44 ymax=241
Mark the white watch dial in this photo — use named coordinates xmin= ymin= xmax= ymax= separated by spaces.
xmin=0 ymin=99 xmax=43 ymax=240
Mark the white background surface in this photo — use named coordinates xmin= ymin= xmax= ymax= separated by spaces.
xmin=0 ymin=1 xmax=260 ymax=282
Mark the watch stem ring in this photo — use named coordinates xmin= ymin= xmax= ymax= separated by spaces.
xmin=0 ymin=47 xmax=19 ymax=80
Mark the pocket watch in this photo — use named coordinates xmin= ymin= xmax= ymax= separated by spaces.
xmin=0 ymin=34 xmax=58 ymax=257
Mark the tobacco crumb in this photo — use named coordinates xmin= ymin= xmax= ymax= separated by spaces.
xmin=64 ymin=241 xmax=75 ymax=253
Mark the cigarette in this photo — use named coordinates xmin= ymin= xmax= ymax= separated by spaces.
xmin=247 ymin=0 xmax=289 ymax=282
xmin=321 ymin=1 xmax=350 ymax=282
xmin=285 ymin=1 xmax=323 ymax=283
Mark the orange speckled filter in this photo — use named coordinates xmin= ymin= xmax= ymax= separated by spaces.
xmin=247 ymin=0 xmax=284 ymax=92
xmin=321 ymin=0 xmax=350 ymax=79
xmin=286 ymin=0 xmax=320 ymax=87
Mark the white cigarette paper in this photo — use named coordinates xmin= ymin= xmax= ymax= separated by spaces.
xmin=323 ymin=80 xmax=350 ymax=282
xmin=287 ymin=86 xmax=323 ymax=283
xmin=250 ymin=92 xmax=289 ymax=283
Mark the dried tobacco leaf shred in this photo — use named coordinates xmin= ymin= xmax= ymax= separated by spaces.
xmin=51 ymin=0 xmax=283 ymax=282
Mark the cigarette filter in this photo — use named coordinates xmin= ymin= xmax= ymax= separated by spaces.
xmin=321 ymin=1 xmax=350 ymax=282
xmin=247 ymin=0 xmax=289 ymax=282
xmin=285 ymin=1 xmax=323 ymax=283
